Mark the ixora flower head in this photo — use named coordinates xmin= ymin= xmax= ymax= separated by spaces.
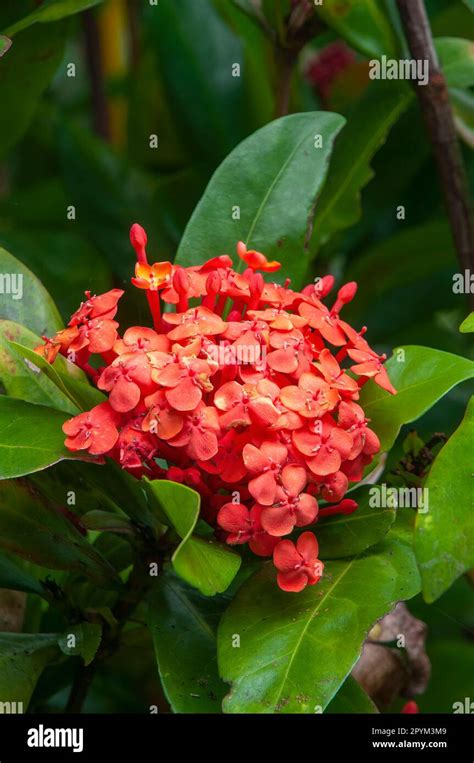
xmin=36 ymin=224 xmax=396 ymax=593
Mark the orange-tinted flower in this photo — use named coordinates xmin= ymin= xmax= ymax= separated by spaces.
xmin=132 ymin=261 xmax=172 ymax=291
xmin=237 ymin=241 xmax=281 ymax=273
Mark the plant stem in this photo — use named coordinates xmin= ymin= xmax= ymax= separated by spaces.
xmin=82 ymin=9 xmax=110 ymax=141
xmin=274 ymin=47 xmax=297 ymax=118
xmin=396 ymin=0 xmax=474 ymax=306
xmin=65 ymin=543 xmax=162 ymax=713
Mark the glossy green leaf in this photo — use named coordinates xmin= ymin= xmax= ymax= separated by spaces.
xmin=0 ymin=633 xmax=58 ymax=707
xmin=435 ymin=37 xmax=474 ymax=88
xmin=146 ymin=480 xmax=241 ymax=595
xmin=326 ymin=676 xmax=378 ymax=713
xmin=0 ymin=551 xmax=47 ymax=598
xmin=173 ymin=536 xmax=241 ymax=597
xmin=311 ymin=81 xmax=411 ymax=253
xmin=314 ymin=0 xmax=398 ymax=58
xmin=0 ymin=35 xmax=11 ymax=56
xmin=359 ymin=346 xmax=474 ymax=451
xmin=0 ymin=397 xmax=82 ymax=479
xmin=460 ymin=312 xmax=474 ymax=332
xmin=3 ymin=0 xmax=103 ymax=36
xmin=176 ymin=112 xmax=345 ymax=287
xmin=0 ymin=228 xmax=114 ymax=321
xmin=0 ymin=247 xmax=62 ymax=335
xmin=8 ymin=340 xmax=105 ymax=412
xmin=36 ymin=459 xmax=164 ymax=538
xmin=0 ymin=321 xmax=76 ymax=412
xmin=0 ymin=24 xmax=65 ymax=158
xmin=316 ymin=486 xmax=395 ymax=560
xmin=58 ymin=622 xmax=102 ymax=666
xmin=415 ymin=396 xmax=474 ymax=603
xmin=218 ymin=537 xmax=420 ymax=713
xmin=0 ymin=479 xmax=118 ymax=585
xmin=146 ymin=572 xmax=228 ymax=712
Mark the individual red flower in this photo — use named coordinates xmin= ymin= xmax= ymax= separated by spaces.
xmin=214 ymin=380 xmax=280 ymax=429
xmin=293 ymin=417 xmax=353 ymax=476
xmin=315 ymin=348 xmax=359 ymax=396
xmin=164 ymin=306 xmax=227 ymax=340
xmin=298 ymin=300 xmax=346 ymax=346
xmin=70 ymin=318 xmax=119 ymax=355
xmin=217 ymin=503 xmax=278 ymax=556
xmin=273 ymin=532 xmax=323 ymax=592
xmin=280 ymin=373 xmax=339 ymax=418
xmin=97 ymin=353 xmax=154 ymax=412
xmin=154 ymin=356 xmax=213 ymax=412
xmin=237 ymin=241 xmax=281 ymax=273
xmin=338 ymin=400 xmax=380 ymax=459
xmin=347 ymin=347 xmax=397 ymax=394
xmin=142 ymin=390 xmax=184 ymax=440
xmin=242 ymin=441 xmax=288 ymax=505
xmin=63 ymin=402 xmax=120 ymax=455
xmin=197 ymin=429 xmax=247 ymax=482
xmin=69 ymin=289 xmax=123 ymax=326
xmin=114 ymin=326 xmax=169 ymax=355
xmin=260 ymin=465 xmax=318 ymax=536
xmin=167 ymin=404 xmax=220 ymax=461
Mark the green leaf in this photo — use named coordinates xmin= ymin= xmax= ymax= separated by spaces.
xmin=314 ymin=0 xmax=398 ymax=58
xmin=0 ymin=23 xmax=65 ymax=158
xmin=345 ymin=221 xmax=456 ymax=323
xmin=460 ymin=312 xmax=474 ymax=332
xmin=0 ymin=228 xmax=114 ymax=321
xmin=175 ymin=112 xmax=345 ymax=288
xmin=146 ymin=572 xmax=228 ymax=712
xmin=0 ymin=397 xmax=78 ymax=479
xmin=173 ymin=536 xmax=241 ymax=597
xmin=218 ymin=537 xmax=420 ymax=713
xmin=146 ymin=480 xmax=241 ymax=595
xmin=0 ymin=479 xmax=118 ymax=585
xmin=326 ymin=676 xmax=378 ymax=713
xmin=58 ymin=622 xmax=102 ymax=666
xmin=0 ymin=321 xmax=77 ymax=412
xmin=0 ymin=247 xmax=62 ymax=335
xmin=359 ymin=346 xmax=474 ymax=452
xmin=3 ymin=0 xmax=103 ymax=36
xmin=435 ymin=37 xmax=474 ymax=88
xmin=8 ymin=340 xmax=105 ymax=412
xmin=311 ymin=81 xmax=412 ymax=252
xmin=144 ymin=0 xmax=251 ymax=163
xmin=0 ymin=35 xmax=11 ymax=56
xmin=0 ymin=632 xmax=58 ymax=707
xmin=415 ymin=396 xmax=474 ymax=603
xmin=316 ymin=486 xmax=395 ymax=560
xmin=81 ymin=510 xmax=133 ymax=535
xmin=0 ymin=551 xmax=47 ymax=598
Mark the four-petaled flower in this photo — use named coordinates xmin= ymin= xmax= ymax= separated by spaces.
xmin=273 ymin=532 xmax=324 ymax=592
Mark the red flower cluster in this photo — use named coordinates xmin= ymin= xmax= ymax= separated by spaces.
xmin=37 ymin=224 xmax=395 ymax=592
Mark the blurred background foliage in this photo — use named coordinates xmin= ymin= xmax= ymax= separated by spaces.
xmin=0 ymin=0 xmax=472 ymax=713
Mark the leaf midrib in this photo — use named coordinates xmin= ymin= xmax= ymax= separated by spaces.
xmin=272 ymin=558 xmax=355 ymax=710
